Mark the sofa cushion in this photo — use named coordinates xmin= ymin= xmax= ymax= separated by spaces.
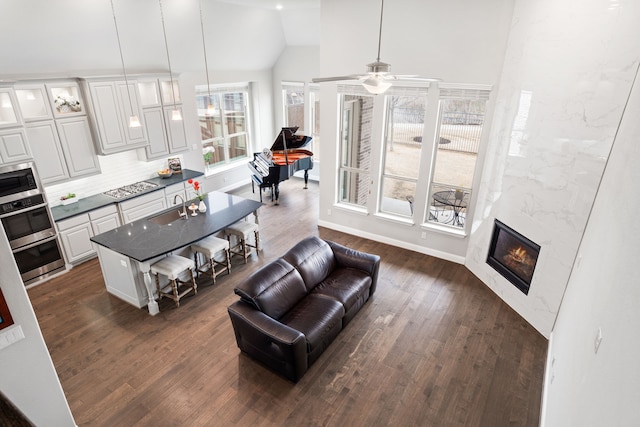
xmin=279 ymin=294 xmax=344 ymax=353
xmin=234 ymin=258 xmax=307 ymax=320
xmin=283 ymin=236 xmax=337 ymax=292
xmin=311 ymin=267 xmax=372 ymax=312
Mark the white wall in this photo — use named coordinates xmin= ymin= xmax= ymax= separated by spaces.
xmin=0 ymin=0 xmax=286 ymax=78
xmin=317 ymin=0 xmax=514 ymax=261
xmin=0 ymin=226 xmax=75 ymax=426
xmin=319 ymin=0 xmax=514 ymax=84
xmin=540 ymin=60 xmax=640 ymax=427
xmin=465 ymin=0 xmax=640 ymax=337
xmin=272 ymin=45 xmax=321 ymax=131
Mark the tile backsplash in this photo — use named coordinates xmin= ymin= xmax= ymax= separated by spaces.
xmin=44 ymin=151 xmax=182 ymax=206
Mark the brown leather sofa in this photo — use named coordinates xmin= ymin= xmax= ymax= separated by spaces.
xmin=227 ymin=236 xmax=381 ymax=382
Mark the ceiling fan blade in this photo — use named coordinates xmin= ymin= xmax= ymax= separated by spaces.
xmin=312 ymin=75 xmax=362 ymax=83
xmin=394 ymin=76 xmax=442 ymax=82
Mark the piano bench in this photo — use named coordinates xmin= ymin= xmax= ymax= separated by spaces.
xmin=251 ymin=175 xmax=274 ymax=202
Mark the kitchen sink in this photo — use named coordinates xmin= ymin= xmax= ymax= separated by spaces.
xmin=147 ymin=209 xmax=186 ymax=225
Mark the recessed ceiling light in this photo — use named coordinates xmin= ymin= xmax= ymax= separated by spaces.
xmin=276 ymin=4 xmax=283 ymax=10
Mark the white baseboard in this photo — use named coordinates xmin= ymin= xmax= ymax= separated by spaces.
xmin=318 ymin=220 xmax=465 ymax=264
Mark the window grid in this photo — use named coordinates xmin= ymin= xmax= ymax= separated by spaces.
xmin=379 ymin=92 xmax=427 ymax=217
xmin=426 ymin=89 xmax=490 ymax=228
xmin=197 ymin=85 xmax=251 ymax=172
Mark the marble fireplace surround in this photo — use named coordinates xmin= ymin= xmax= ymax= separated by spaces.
xmin=465 ymin=0 xmax=640 ymax=338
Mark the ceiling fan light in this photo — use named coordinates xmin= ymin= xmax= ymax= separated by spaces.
xmin=362 ymin=77 xmax=392 ymax=95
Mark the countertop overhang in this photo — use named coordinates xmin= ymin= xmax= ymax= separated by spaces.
xmin=90 ymin=191 xmax=263 ymax=263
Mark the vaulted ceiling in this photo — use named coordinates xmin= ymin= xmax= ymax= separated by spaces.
xmin=0 ymin=0 xmax=320 ymax=79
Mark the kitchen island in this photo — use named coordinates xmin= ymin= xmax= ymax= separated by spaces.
xmin=90 ymin=191 xmax=262 ymax=315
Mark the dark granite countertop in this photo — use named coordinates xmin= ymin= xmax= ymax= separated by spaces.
xmin=90 ymin=191 xmax=263 ymax=263
xmin=51 ymin=169 xmax=204 ymax=222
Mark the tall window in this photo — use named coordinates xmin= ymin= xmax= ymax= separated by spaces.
xmin=426 ymin=88 xmax=489 ymax=228
xmin=379 ymin=89 xmax=428 ymax=217
xmin=338 ymin=90 xmax=374 ymax=207
xmin=197 ymin=84 xmax=251 ymax=172
xmin=282 ymin=82 xmax=305 ymax=128
xmin=335 ymin=83 xmax=490 ymax=233
xmin=282 ymin=82 xmax=321 ymax=162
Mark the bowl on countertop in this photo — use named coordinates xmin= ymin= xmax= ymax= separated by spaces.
xmin=157 ymin=170 xmax=173 ymax=179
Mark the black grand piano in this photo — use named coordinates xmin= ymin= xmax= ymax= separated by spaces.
xmin=248 ymin=127 xmax=313 ymax=205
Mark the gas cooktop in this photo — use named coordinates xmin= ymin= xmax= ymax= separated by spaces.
xmin=104 ymin=181 xmax=158 ymax=199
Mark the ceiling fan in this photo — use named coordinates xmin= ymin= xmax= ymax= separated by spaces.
xmin=312 ymin=0 xmax=440 ymax=94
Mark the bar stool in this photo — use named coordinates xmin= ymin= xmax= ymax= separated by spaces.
xmin=190 ymin=235 xmax=231 ymax=286
xmin=150 ymin=254 xmax=197 ymax=308
xmin=224 ymin=221 xmax=260 ymax=264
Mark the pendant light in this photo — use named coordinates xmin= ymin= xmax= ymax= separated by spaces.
xmin=110 ymin=0 xmax=141 ymax=128
xmin=199 ymin=0 xmax=216 ymax=116
xmin=159 ymin=0 xmax=182 ymax=121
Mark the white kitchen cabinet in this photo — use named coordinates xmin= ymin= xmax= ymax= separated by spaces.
xmin=0 ymin=128 xmax=32 ymax=165
xmin=137 ymin=76 xmax=187 ymax=162
xmin=116 ymin=81 xmax=146 ymax=147
xmin=140 ymin=107 xmax=169 ymax=159
xmin=164 ymin=105 xmax=188 ymax=153
xmin=0 ymin=88 xmax=24 ymax=128
xmin=89 ymin=204 xmax=121 ymax=236
xmin=57 ymin=214 xmax=95 ymax=264
xmin=138 ymin=105 xmax=187 ymax=161
xmin=83 ymin=79 xmax=147 ymax=155
xmin=159 ymin=79 xmax=181 ymax=104
xmin=118 ymin=190 xmax=167 ymax=224
xmin=138 ymin=80 xmax=161 ymax=108
xmin=14 ymin=84 xmax=53 ymax=122
xmin=56 ymin=205 xmax=122 ymax=265
xmin=25 ymin=121 xmax=70 ymax=184
xmin=164 ymin=182 xmax=187 ymax=208
xmin=55 ymin=116 xmax=101 ymax=178
xmin=46 ymin=81 xmax=85 ymax=118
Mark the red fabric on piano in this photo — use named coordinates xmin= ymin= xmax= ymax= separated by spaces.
xmin=271 ymin=149 xmax=313 ymax=166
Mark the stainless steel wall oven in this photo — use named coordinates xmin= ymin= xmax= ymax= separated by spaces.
xmin=0 ymin=163 xmax=65 ymax=285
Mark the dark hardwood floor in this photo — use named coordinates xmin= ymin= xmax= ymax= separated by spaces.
xmin=28 ymin=179 xmax=547 ymax=426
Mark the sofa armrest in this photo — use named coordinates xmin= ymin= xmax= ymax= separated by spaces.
xmin=327 ymin=240 xmax=381 ymax=295
xmin=227 ymin=301 xmax=308 ymax=382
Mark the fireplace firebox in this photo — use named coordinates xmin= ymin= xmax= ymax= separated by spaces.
xmin=486 ymin=220 xmax=540 ymax=295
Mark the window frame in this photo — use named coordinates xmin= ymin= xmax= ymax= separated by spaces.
xmin=377 ymin=88 xmax=429 ymax=219
xmin=196 ymin=83 xmax=252 ymax=174
xmin=334 ymin=82 xmax=492 ymax=236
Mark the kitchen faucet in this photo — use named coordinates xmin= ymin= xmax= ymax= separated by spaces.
xmin=174 ymin=194 xmax=188 ymax=219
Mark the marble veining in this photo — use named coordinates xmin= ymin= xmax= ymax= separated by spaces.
xmin=466 ymin=0 xmax=640 ymax=337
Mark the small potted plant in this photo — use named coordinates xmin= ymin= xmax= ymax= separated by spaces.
xmin=60 ymin=192 xmax=77 ymax=205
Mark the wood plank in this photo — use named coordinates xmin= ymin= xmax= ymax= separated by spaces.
xmin=28 ymin=179 xmax=547 ymax=426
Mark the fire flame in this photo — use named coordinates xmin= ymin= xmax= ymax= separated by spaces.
xmin=510 ymin=246 xmax=527 ymax=263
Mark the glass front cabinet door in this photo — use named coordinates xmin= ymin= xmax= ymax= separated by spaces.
xmin=14 ymin=84 xmax=53 ymax=122
xmin=0 ymin=88 xmax=23 ymax=128
xmin=138 ymin=80 xmax=161 ymax=108
xmin=46 ymin=81 xmax=85 ymax=118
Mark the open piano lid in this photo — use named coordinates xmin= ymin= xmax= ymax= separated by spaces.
xmin=270 ymin=127 xmax=313 ymax=151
